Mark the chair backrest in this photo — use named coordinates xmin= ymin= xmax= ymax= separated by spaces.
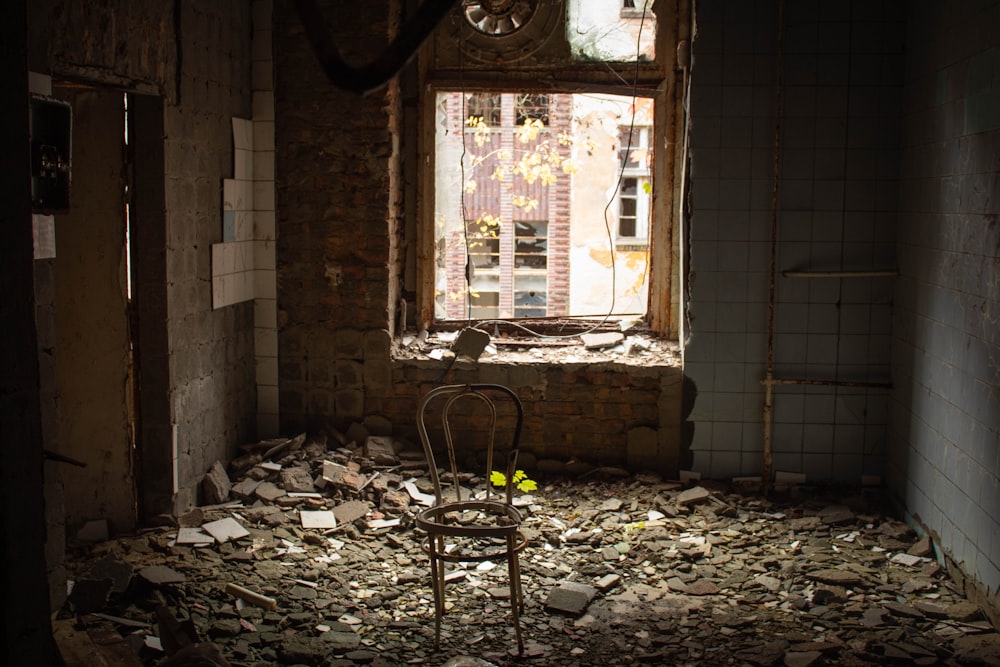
xmin=416 ymin=384 xmax=524 ymax=506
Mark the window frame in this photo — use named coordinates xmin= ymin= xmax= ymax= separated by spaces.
xmin=416 ymin=0 xmax=685 ymax=339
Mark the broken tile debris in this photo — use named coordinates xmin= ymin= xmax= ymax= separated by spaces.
xmin=59 ymin=431 xmax=999 ymax=666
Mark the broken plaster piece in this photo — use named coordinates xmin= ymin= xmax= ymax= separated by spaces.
xmin=201 ymin=517 xmax=250 ymax=543
xmin=403 ymin=479 xmax=436 ymax=506
xmin=299 ymin=510 xmax=337 ymax=529
xmin=176 ymin=527 xmax=214 ymax=545
xmin=451 ymin=327 xmax=491 ymax=360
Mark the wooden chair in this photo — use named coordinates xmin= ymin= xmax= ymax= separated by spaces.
xmin=414 ymin=384 xmax=528 ymax=653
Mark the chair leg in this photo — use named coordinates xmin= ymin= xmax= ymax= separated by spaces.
xmin=429 ymin=540 xmax=445 ymax=649
xmin=507 ymin=537 xmax=524 ymax=654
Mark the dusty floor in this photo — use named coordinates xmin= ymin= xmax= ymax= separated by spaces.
xmin=59 ymin=435 xmax=1000 ymax=667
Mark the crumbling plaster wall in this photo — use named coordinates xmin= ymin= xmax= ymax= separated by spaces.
xmin=889 ymin=0 xmax=1000 ymax=622
xmin=274 ymin=0 xmax=685 ymax=474
xmin=162 ymin=0 xmax=258 ymax=514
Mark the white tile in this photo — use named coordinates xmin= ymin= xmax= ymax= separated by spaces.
xmin=252 ymin=30 xmax=273 ymax=64
xmin=255 ymin=210 xmax=276 ymax=239
xmin=230 ymin=242 xmax=246 ymax=272
xmin=235 ymin=210 xmax=253 ymax=242
xmin=211 ymin=243 xmax=226 ymax=277
xmin=232 ymin=118 xmax=253 ymax=151
xmin=253 ymin=181 xmax=275 ymax=212
xmin=234 ymin=148 xmax=253 ymax=180
xmin=254 ymin=325 xmax=278 ymax=354
xmin=223 ymin=179 xmax=252 ymax=212
xmin=252 ymin=91 xmax=274 ymax=122
xmin=252 ymin=120 xmax=275 ymax=152
xmin=257 ymin=385 xmax=279 ymax=413
xmin=241 ymin=241 xmax=255 ymax=272
xmin=253 ymin=239 xmax=275 ymax=270
xmin=254 ymin=269 xmax=276 ymax=299
xmin=253 ymin=150 xmax=275 ymax=181
xmin=240 ymin=271 xmax=255 ymax=302
xmin=212 ymin=274 xmax=226 ymax=309
xmin=256 ymin=355 xmax=278 ymax=386
xmin=254 ymin=298 xmax=277 ymax=328
xmin=252 ymin=60 xmax=273 ymax=91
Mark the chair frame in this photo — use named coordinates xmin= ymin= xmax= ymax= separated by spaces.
xmin=414 ymin=384 xmax=527 ymax=653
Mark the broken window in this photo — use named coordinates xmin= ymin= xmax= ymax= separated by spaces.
xmin=515 ymin=93 xmax=550 ymax=125
xmin=567 ymin=0 xmax=656 ymax=61
xmin=434 ymin=91 xmax=654 ymax=322
xmin=466 ymin=92 xmax=502 ymax=126
xmin=618 ymin=126 xmax=652 ymax=241
xmin=422 ymin=0 xmax=678 ymax=338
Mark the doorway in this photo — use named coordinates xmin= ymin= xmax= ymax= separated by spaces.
xmin=51 ymin=86 xmax=153 ymax=534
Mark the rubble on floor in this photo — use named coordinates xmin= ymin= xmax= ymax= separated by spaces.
xmin=59 ymin=433 xmax=999 ymax=667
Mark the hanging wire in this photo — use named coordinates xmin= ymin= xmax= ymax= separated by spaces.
xmin=454 ymin=0 xmax=653 ymax=339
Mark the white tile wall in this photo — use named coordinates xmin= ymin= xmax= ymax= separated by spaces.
xmin=251 ymin=0 xmax=278 ymax=437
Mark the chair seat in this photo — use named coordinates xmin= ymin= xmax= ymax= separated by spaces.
xmin=417 ymin=500 xmax=528 ymax=563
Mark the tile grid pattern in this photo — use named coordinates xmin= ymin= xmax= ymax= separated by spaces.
xmin=685 ymin=0 xmax=902 ymax=482
xmin=889 ymin=0 xmax=1000 ymax=598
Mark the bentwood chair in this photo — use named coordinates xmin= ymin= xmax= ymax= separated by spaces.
xmin=414 ymin=384 xmax=528 ymax=654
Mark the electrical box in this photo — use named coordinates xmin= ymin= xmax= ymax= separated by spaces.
xmin=29 ymin=94 xmax=72 ymax=213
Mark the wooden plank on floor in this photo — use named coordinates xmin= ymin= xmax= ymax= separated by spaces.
xmin=53 ymin=617 xmax=144 ymax=667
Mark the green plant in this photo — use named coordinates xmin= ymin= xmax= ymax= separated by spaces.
xmin=490 ymin=469 xmax=538 ymax=493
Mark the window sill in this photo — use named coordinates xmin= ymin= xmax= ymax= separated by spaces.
xmin=393 ymin=323 xmax=681 ymax=367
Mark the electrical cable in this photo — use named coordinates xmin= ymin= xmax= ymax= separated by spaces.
xmin=454 ymin=0 xmax=653 ymax=339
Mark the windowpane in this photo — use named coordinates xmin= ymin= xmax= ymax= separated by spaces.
xmin=467 ymin=92 xmax=501 ymax=126
xmin=515 ymin=221 xmax=547 ymax=269
xmin=515 ymin=94 xmax=550 ymax=125
xmin=567 ymin=0 xmax=656 ymax=62
xmin=467 ymin=218 xmax=500 ymax=268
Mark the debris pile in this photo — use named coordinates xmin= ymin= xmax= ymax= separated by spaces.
xmin=59 ymin=432 xmax=999 ymax=666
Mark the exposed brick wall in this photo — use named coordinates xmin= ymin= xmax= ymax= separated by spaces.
xmin=273 ymin=2 xmax=684 ymax=473
xmin=275 ymin=0 xmax=399 ymax=433
xmin=369 ymin=357 xmax=684 ymax=475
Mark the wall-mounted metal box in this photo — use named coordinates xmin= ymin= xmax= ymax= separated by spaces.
xmin=30 ymin=94 xmax=72 ymax=213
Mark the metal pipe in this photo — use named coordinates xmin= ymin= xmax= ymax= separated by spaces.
xmin=762 ymin=0 xmax=785 ymax=495
xmin=762 ymin=377 xmax=891 ymax=389
xmin=782 ymin=270 xmax=898 ymax=279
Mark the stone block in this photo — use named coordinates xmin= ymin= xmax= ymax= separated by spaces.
xmin=545 ymin=580 xmax=598 ymax=615
xmin=202 ymin=460 xmax=232 ymax=504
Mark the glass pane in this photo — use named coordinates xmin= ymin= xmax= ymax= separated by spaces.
xmin=514 ymin=274 xmax=547 ymax=292
xmin=567 ymin=0 xmax=656 ymax=62
xmin=467 ymin=92 xmax=501 ymax=126
xmin=515 ymin=94 xmax=550 ymax=125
